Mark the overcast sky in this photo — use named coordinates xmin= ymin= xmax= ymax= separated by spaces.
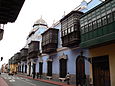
xmin=0 ymin=0 xmax=90 ymax=67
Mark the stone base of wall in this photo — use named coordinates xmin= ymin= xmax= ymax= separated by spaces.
xmin=42 ymin=73 xmax=90 ymax=85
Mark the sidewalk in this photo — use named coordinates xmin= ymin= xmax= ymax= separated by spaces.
xmin=17 ymin=74 xmax=76 ymax=86
xmin=0 ymin=77 xmax=9 ymax=86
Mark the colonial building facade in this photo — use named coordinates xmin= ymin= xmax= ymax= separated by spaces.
xmin=8 ymin=0 xmax=105 ymax=85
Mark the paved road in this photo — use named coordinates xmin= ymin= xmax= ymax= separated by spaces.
xmin=0 ymin=73 xmax=59 ymax=86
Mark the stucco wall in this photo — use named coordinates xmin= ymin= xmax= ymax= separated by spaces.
xmin=41 ymin=48 xmax=90 ymax=75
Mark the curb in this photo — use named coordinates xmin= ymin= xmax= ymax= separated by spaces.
xmin=17 ymin=75 xmax=75 ymax=86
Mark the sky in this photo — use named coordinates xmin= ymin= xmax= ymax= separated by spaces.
xmin=0 ymin=0 xmax=91 ymax=67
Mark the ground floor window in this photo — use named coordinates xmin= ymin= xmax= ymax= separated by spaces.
xmin=25 ymin=65 xmax=27 ymax=73
xmin=47 ymin=61 xmax=52 ymax=76
xmin=39 ymin=62 xmax=43 ymax=75
xmin=32 ymin=63 xmax=36 ymax=79
xmin=22 ymin=64 xmax=24 ymax=73
xmin=29 ymin=62 xmax=31 ymax=76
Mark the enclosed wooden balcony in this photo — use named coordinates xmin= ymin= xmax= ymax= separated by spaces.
xmin=20 ymin=48 xmax=28 ymax=61
xmin=80 ymin=0 xmax=115 ymax=48
xmin=60 ymin=10 xmax=83 ymax=47
xmin=42 ymin=28 xmax=59 ymax=54
xmin=15 ymin=52 xmax=21 ymax=62
xmin=28 ymin=41 xmax=39 ymax=59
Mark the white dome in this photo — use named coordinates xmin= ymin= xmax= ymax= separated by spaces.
xmin=34 ymin=16 xmax=47 ymax=26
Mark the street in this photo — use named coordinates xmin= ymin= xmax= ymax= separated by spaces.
xmin=0 ymin=73 xmax=59 ymax=86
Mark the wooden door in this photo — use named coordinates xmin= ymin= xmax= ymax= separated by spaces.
xmin=92 ymin=56 xmax=111 ymax=86
xmin=76 ymin=56 xmax=85 ymax=86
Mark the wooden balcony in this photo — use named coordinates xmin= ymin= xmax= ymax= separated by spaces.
xmin=42 ymin=43 xmax=58 ymax=54
xmin=20 ymin=48 xmax=28 ymax=61
xmin=60 ymin=10 xmax=83 ymax=47
xmin=28 ymin=41 xmax=39 ymax=59
xmin=61 ymin=31 xmax=81 ymax=47
xmin=42 ymin=28 xmax=59 ymax=54
xmin=80 ymin=0 xmax=115 ymax=48
xmin=15 ymin=52 xmax=21 ymax=62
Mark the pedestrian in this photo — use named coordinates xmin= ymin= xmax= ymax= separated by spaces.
xmin=37 ymin=72 xmax=39 ymax=79
xmin=66 ymin=72 xmax=70 ymax=85
xmin=32 ymin=72 xmax=36 ymax=79
xmin=39 ymin=74 xmax=42 ymax=79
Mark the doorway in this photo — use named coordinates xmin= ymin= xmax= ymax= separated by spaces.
xmin=76 ymin=55 xmax=85 ymax=86
xmin=92 ymin=55 xmax=111 ymax=86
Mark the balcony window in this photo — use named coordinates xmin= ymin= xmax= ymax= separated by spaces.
xmin=68 ymin=28 xmax=71 ymax=33
xmin=64 ymin=29 xmax=67 ymax=35
xmin=81 ymin=26 xmax=85 ymax=34
xmin=88 ymin=23 xmax=93 ymax=31
xmin=97 ymin=19 xmax=102 ymax=28
xmin=113 ymin=11 xmax=115 ymax=21
xmin=84 ymin=25 xmax=88 ymax=33
xmin=71 ymin=26 xmax=74 ymax=32
xmin=102 ymin=16 xmax=107 ymax=26
xmin=93 ymin=21 xmax=97 ymax=29
xmin=107 ymin=13 xmax=113 ymax=24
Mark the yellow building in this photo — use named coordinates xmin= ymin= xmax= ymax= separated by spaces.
xmin=89 ymin=44 xmax=115 ymax=86
xmin=9 ymin=56 xmax=18 ymax=74
xmin=10 ymin=64 xmax=18 ymax=73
